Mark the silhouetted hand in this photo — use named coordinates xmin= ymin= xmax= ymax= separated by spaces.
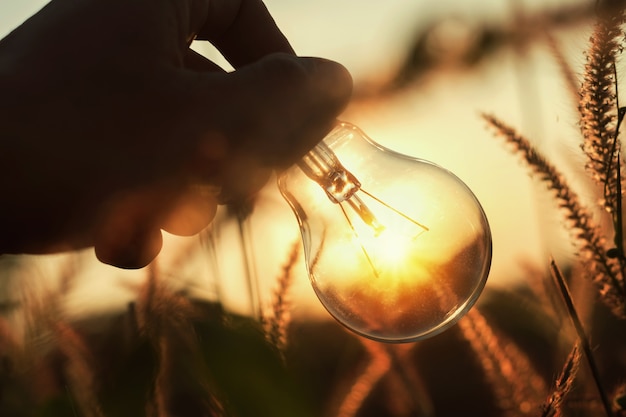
xmin=0 ymin=0 xmax=352 ymax=268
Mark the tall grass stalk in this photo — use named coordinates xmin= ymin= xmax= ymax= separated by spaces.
xmin=457 ymin=308 xmax=546 ymax=416
xmin=578 ymin=5 xmax=626 ymax=279
xmin=235 ymin=209 xmax=262 ymax=321
xmin=262 ymin=240 xmax=299 ymax=360
xmin=386 ymin=344 xmax=434 ymax=416
xmin=333 ymin=339 xmax=391 ymax=417
xmin=549 ymin=258 xmax=614 ymax=417
xmin=483 ymin=113 xmax=626 ymax=317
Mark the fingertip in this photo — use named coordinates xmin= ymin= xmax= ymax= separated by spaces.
xmin=161 ymin=186 xmax=218 ymax=236
xmin=240 ymin=54 xmax=353 ymax=163
xmin=255 ymin=54 xmax=353 ymax=106
xmin=94 ymin=195 xmax=164 ymax=269
xmin=255 ymin=55 xmax=353 ymax=167
xmin=299 ymin=57 xmax=353 ymax=108
xmin=95 ymin=226 xmax=163 ymax=269
xmin=186 ymin=53 xmax=354 ymax=173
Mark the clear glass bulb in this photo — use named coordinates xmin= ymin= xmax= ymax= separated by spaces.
xmin=278 ymin=122 xmax=492 ymax=343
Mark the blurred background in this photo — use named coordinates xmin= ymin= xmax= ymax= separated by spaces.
xmin=4 ymin=1 xmax=625 ymax=417
xmin=0 ymin=0 xmax=590 ymax=319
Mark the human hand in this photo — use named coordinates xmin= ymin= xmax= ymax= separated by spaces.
xmin=0 ymin=0 xmax=352 ymax=268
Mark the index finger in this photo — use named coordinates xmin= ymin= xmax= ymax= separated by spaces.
xmin=194 ymin=0 xmax=295 ymax=68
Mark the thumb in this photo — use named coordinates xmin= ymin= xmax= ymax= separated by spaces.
xmin=198 ymin=54 xmax=353 ymax=169
xmin=93 ymin=190 xmax=164 ymax=269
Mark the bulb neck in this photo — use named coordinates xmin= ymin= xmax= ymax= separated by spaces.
xmin=296 ymin=126 xmax=386 ymax=234
xmin=297 ymin=140 xmax=361 ymax=204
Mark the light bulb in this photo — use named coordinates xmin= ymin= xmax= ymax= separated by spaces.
xmin=278 ymin=122 xmax=491 ymax=343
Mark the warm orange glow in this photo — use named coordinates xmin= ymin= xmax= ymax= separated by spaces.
xmin=314 ymin=232 xmax=489 ymax=341
xmin=349 ymin=220 xmax=429 ymax=284
xmin=367 ymin=229 xmax=414 ymax=265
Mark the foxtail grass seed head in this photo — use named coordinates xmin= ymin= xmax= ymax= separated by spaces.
xmin=483 ymin=114 xmax=626 ymax=317
xmin=541 ymin=343 xmax=582 ymax=417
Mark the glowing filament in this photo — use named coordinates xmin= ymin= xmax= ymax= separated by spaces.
xmin=339 ymin=188 xmax=429 ymax=278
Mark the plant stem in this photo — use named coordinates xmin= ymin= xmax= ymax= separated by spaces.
xmin=236 ymin=211 xmax=261 ymax=320
xmin=549 ymin=258 xmax=614 ymax=417
xmin=609 ymin=62 xmax=626 ymax=295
